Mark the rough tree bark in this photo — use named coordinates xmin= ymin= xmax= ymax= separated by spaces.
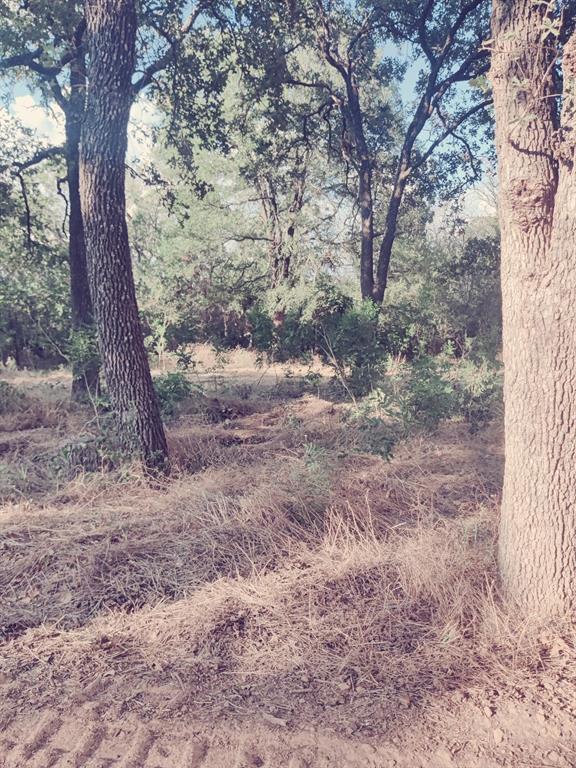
xmin=345 ymin=78 xmax=376 ymax=302
xmin=490 ymin=0 xmax=576 ymax=613
xmin=65 ymin=53 xmax=100 ymax=400
xmin=80 ymin=0 xmax=169 ymax=472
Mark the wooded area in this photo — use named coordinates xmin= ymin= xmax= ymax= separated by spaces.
xmin=1 ymin=1 xmax=575 ymax=765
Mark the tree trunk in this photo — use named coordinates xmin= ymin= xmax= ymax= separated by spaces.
xmin=372 ymin=153 xmax=411 ymax=304
xmin=490 ymin=0 xmax=576 ymax=613
xmin=344 ymin=79 xmax=376 ymax=302
xmin=65 ymin=54 xmax=100 ymax=400
xmin=256 ymin=175 xmax=285 ymax=288
xmin=358 ymin=157 xmax=375 ymax=301
xmin=80 ymin=0 xmax=169 ymax=472
xmin=8 ymin=315 xmax=24 ymax=369
xmin=282 ymin=157 xmax=308 ymax=285
xmin=373 ymin=166 xmax=408 ymax=305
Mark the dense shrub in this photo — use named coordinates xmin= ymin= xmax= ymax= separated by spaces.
xmin=0 ymin=381 xmax=29 ymax=414
xmin=448 ymin=356 xmax=503 ymax=432
xmin=153 ymin=372 xmax=201 ymax=417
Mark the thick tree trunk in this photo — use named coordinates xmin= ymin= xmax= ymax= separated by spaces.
xmin=65 ymin=54 xmax=100 ymax=400
xmin=491 ymin=0 xmax=576 ymax=613
xmin=80 ymin=0 xmax=169 ymax=472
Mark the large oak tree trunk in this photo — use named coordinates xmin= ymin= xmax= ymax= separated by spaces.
xmin=80 ymin=0 xmax=169 ymax=472
xmin=65 ymin=54 xmax=100 ymax=400
xmin=490 ymin=0 xmax=576 ymax=613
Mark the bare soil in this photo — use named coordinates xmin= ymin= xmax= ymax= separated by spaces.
xmin=1 ymin=356 xmax=575 ymax=767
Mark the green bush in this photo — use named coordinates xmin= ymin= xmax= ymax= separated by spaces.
xmin=344 ymin=403 xmax=396 ymax=460
xmin=0 ymin=381 xmax=28 ymax=414
xmin=374 ymin=356 xmax=455 ymax=434
xmin=67 ymin=325 xmax=101 ymax=386
xmin=448 ymin=357 xmax=503 ymax=432
xmin=153 ymin=372 xmax=200 ymax=417
xmin=315 ymin=299 xmax=386 ymax=396
xmin=364 ymin=352 xmax=502 ymax=436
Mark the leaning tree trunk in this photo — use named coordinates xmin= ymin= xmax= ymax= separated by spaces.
xmin=490 ymin=0 xmax=576 ymax=613
xmin=65 ymin=54 xmax=100 ymax=400
xmin=80 ymin=0 xmax=169 ymax=472
xmin=373 ymin=162 xmax=409 ymax=305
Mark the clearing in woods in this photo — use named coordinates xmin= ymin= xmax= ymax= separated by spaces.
xmin=0 ymin=351 xmax=575 ymax=768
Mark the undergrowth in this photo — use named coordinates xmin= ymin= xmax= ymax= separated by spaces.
xmin=2 ymin=365 xmax=567 ymax=732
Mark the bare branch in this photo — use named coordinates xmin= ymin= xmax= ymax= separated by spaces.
xmin=0 ymin=46 xmax=77 ymax=78
xmin=418 ymin=0 xmax=437 ymax=63
xmin=0 ymin=47 xmax=43 ymax=71
xmin=411 ymin=97 xmax=492 ymax=172
xmin=56 ymin=176 xmax=69 ymax=235
xmin=224 ymin=235 xmax=273 ymax=243
xmin=437 ymin=0 xmax=486 ymax=65
xmin=15 ymin=146 xmax=66 ymax=172
xmin=15 ymin=171 xmax=33 ymax=253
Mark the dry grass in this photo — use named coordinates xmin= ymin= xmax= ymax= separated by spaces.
xmin=1 ymin=368 xmax=574 ymax=737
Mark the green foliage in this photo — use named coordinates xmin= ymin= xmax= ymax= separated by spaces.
xmin=363 ymin=351 xmax=502 ymax=437
xmin=386 ymin=218 xmax=501 ymax=360
xmin=344 ymin=400 xmax=396 ymax=460
xmin=0 ymin=380 xmax=28 ymax=414
xmin=247 ymin=280 xmax=386 ymax=395
xmin=153 ymin=371 xmax=200 ymax=417
xmin=0 ymin=183 xmax=69 ymax=368
xmin=67 ymin=325 xmax=100 ymax=375
xmin=314 ymin=298 xmax=383 ymax=395
xmin=447 ymin=356 xmax=503 ymax=433
xmin=382 ymin=357 xmax=456 ymax=433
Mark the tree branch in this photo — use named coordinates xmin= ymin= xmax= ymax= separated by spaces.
xmin=15 ymin=146 xmax=66 ymax=172
xmin=56 ymin=175 xmax=69 ymax=235
xmin=15 ymin=171 xmax=33 ymax=252
xmin=132 ymin=1 xmax=207 ymax=94
xmin=437 ymin=0 xmax=486 ymax=66
xmin=0 ymin=46 xmax=77 ymax=78
xmin=418 ymin=0 xmax=437 ymax=63
xmin=411 ymin=97 xmax=492 ymax=172
xmin=0 ymin=48 xmax=43 ymax=71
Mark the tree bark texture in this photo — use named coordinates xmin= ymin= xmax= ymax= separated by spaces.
xmin=490 ymin=0 xmax=576 ymax=613
xmin=345 ymin=82 xmax=376 ymax=303
xmin=80 ymin=0 xmax=169 ymax=471
xmin=65 ymin=53 xmax=100 ymax=400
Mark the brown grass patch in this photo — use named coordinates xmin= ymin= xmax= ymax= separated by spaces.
xmin=2 ymin=377 xmax=574 ymax=738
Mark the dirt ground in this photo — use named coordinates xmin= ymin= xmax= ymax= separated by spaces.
xmin=1 ymin=353 xmax=575 ymax=767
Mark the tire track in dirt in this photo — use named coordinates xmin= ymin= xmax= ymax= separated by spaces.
xmin=0 ymin=704 xmax=512 ymax=768
xmin=0 ymin=708 xmax=375 ymax=768
xmin=6 ymin=711 xmax=64 ymax=767
xmin=0 ymin=710 xmax=271 ymax=768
